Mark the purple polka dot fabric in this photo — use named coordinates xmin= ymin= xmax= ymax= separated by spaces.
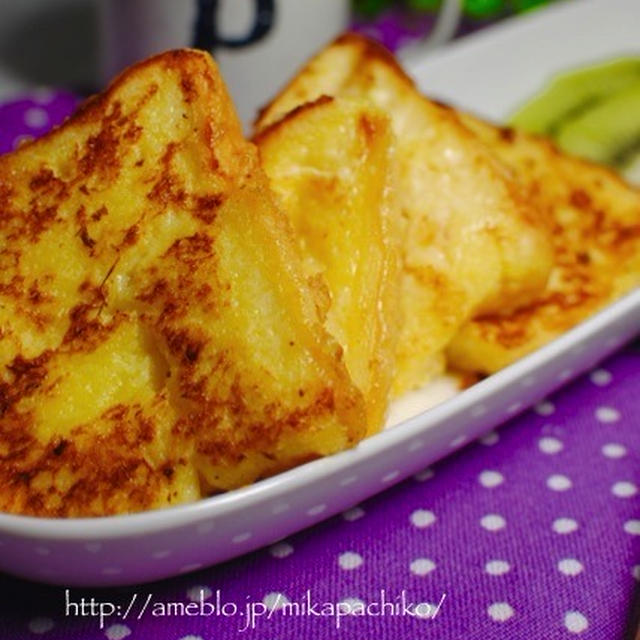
xmin=0 ymin=90 xmax=78 ymax=155
xmin=0 ymin=96 xmax=638 ymax=640
xmin=349 ymin=6 xmax=499 ymax=52
xmin=351 ymin=8 xmax=440 ymax=52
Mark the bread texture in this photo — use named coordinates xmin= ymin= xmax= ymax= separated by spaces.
xmin=256 ymin=34 xmax=553 ymax=394
xmin=0 ymin=49 xmax=365 ymax=517
xmin=447 ymin=114 xmax=640 ymax=373
xmin=255 ymin=96 xmax=402 ymax=433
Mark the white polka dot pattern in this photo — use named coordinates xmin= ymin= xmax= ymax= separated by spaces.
xmin=538 ymin=437 xmax=563 ymax=454
xmin=231 ymin=532 xmax=251 ymax=544
xmin=381 ymin=470 xmax=400 ymax=483
xmin=479 ymin=431 xmax=500 ymax=446
xmin=0 ymin=332 xmax=634 ymax=638
xmin=28 ymin=618 xmax=54 ymax=634
xmin=342 ymin=506 xmax=365 ymax=521
xmin=602 ymin=443 xmax=627 ymax=458
xmin=534 ymin=401 xmax=555 ymax=416
xmin=558 ymin=559 xmax=584 ymax=576
xmin=262 ymin=592 xmax=289 ymax=611
xmin=590 ymin=368 xmax=612 ymax=385
xmin=564 ymin=611 xmax=588 ymax=633
xmin=307 ymin=504 xmax=327 ymax=517
xmin=179 ymin=563 xmax=203 ymax=574
xmin=410 ymin=558 xmax=436 ymax=576
xmin=186 ymin=586 xmax=212 ymax=602
xmin=487 ymin=602 xmax=514 ymax=622
xmin=338 ymin=552 xmax=363 ymax=570
xmin=410 ymin=509 xmax=436 ymax=528
xmin=23 ymin=107 xmax=49 ymax=128
xmin=480 ymin=514 xmax=506 ymax=531
xmin=547 ymin=474 xmax=572 ymax=491
xmin=612 ymin=481 xmax=637 ymax=498
xmin=552 ymin=518 xmax=579 ymax=534
xmin=413 ymin=467 xmax=434 ymax=482
xmin=478 ymin=470 xmax=504 ymax=488
xmin=596 ymin=406 xmax=620 ymax=423
xmin=485 ymin=560 xmax=510 ymax=576
xmin=105 ymin=624 xmax=132 ymax=640
xmin=450 ymin=434 xmax=467 ymax=448
xmin=269 ymin=542 xmax=294 ymax=558
xmin=2 ymin=347 xmax=636 ymax=638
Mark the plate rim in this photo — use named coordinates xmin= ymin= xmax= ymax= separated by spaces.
xmin=1 ymin=0 xmax=638 ymax=546
xmin=0 ymin=287 xmax=637 ymax=540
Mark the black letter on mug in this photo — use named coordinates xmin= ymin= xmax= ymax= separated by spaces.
xmin=194 ymin=0 xmax=276 ymax=51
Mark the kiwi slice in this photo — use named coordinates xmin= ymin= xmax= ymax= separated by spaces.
xmin=510 ymin=57 xmax=640 ymax=136
xmin=554 ymin=80 xmax=640 ymax=165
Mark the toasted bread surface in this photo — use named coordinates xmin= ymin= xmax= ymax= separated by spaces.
xmin=256 ymin=34 xmax=553 ymax=394
xmin=0 ymin=49 xmax=365 ymax=516
xmin=447 ymin=115 xmax=640 ymax=373
xmin=255 ymin=96 xmax=401 ymax=434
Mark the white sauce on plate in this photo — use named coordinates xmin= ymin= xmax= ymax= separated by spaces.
xmin=385 ymin=375 xmax=461 ymax=428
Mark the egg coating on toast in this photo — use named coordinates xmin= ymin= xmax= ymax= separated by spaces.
xmin=255 ymin=34 xmax=553 ymax=395
xmin=0 ymin=49 xmax=365 ymax=516
xmin=447 ymin=114 xmax=640 ymax=373
xmin=255 ymin=96 xmax=402 ymax=434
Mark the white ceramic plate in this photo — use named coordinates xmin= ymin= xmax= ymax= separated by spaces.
xmin=1 ymin=0 xmax=638 ymax=587
xmin=403 ymin=0 xmax=640 ymax=121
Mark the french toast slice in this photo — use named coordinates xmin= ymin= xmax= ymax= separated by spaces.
xmin=255 ymin=34 xmax=553 ymax=395
xmin=447 ymin=114 xmax=640 ymax=373
xmin=0 ymin=49 xmax=365 ymax=517
xmin=255 ymin=96 xmax=401 ymax=434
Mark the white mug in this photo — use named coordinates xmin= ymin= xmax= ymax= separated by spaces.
xmin=99 ymin=0 xmax=461 ymax=129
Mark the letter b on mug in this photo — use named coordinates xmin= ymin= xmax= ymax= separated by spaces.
xmin=99 ymin=0 xmax=350 ymax=128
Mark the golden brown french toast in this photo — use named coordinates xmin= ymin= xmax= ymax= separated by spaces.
xmin=255 ymin=34 xmax=554 ymax=395
xmin=0 ymin=49 xmax=365 ymax=517
xmin=255 ymin=96 xmax=402 ymax=434
xmin=447 ymin=114 xmax=640 ymax=373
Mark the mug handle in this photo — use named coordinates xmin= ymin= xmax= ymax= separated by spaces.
xmin=399 ymin=0 xmax=462 ymax=62
xmin=194 ymin=0 xmax=276 ymax=51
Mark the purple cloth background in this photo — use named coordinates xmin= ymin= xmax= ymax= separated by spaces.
xmin=1 ymin=84 xmax=639 ymax=639
xmin=0 ymin=91 xmax=78 ymax=152
xmin=350 ymin=7 xmax=487 ymax=51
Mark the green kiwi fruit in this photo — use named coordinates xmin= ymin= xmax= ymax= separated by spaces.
xmin=510 ymin=57 xmax=640 ymax=137
xmin=554 ymin=79 xmax=640 ymax=165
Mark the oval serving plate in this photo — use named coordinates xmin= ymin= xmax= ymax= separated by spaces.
xmin=1 ymin=0 xmax=639 ymax=586
xmin=0 ymin=288 xmax=637 ymax=586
